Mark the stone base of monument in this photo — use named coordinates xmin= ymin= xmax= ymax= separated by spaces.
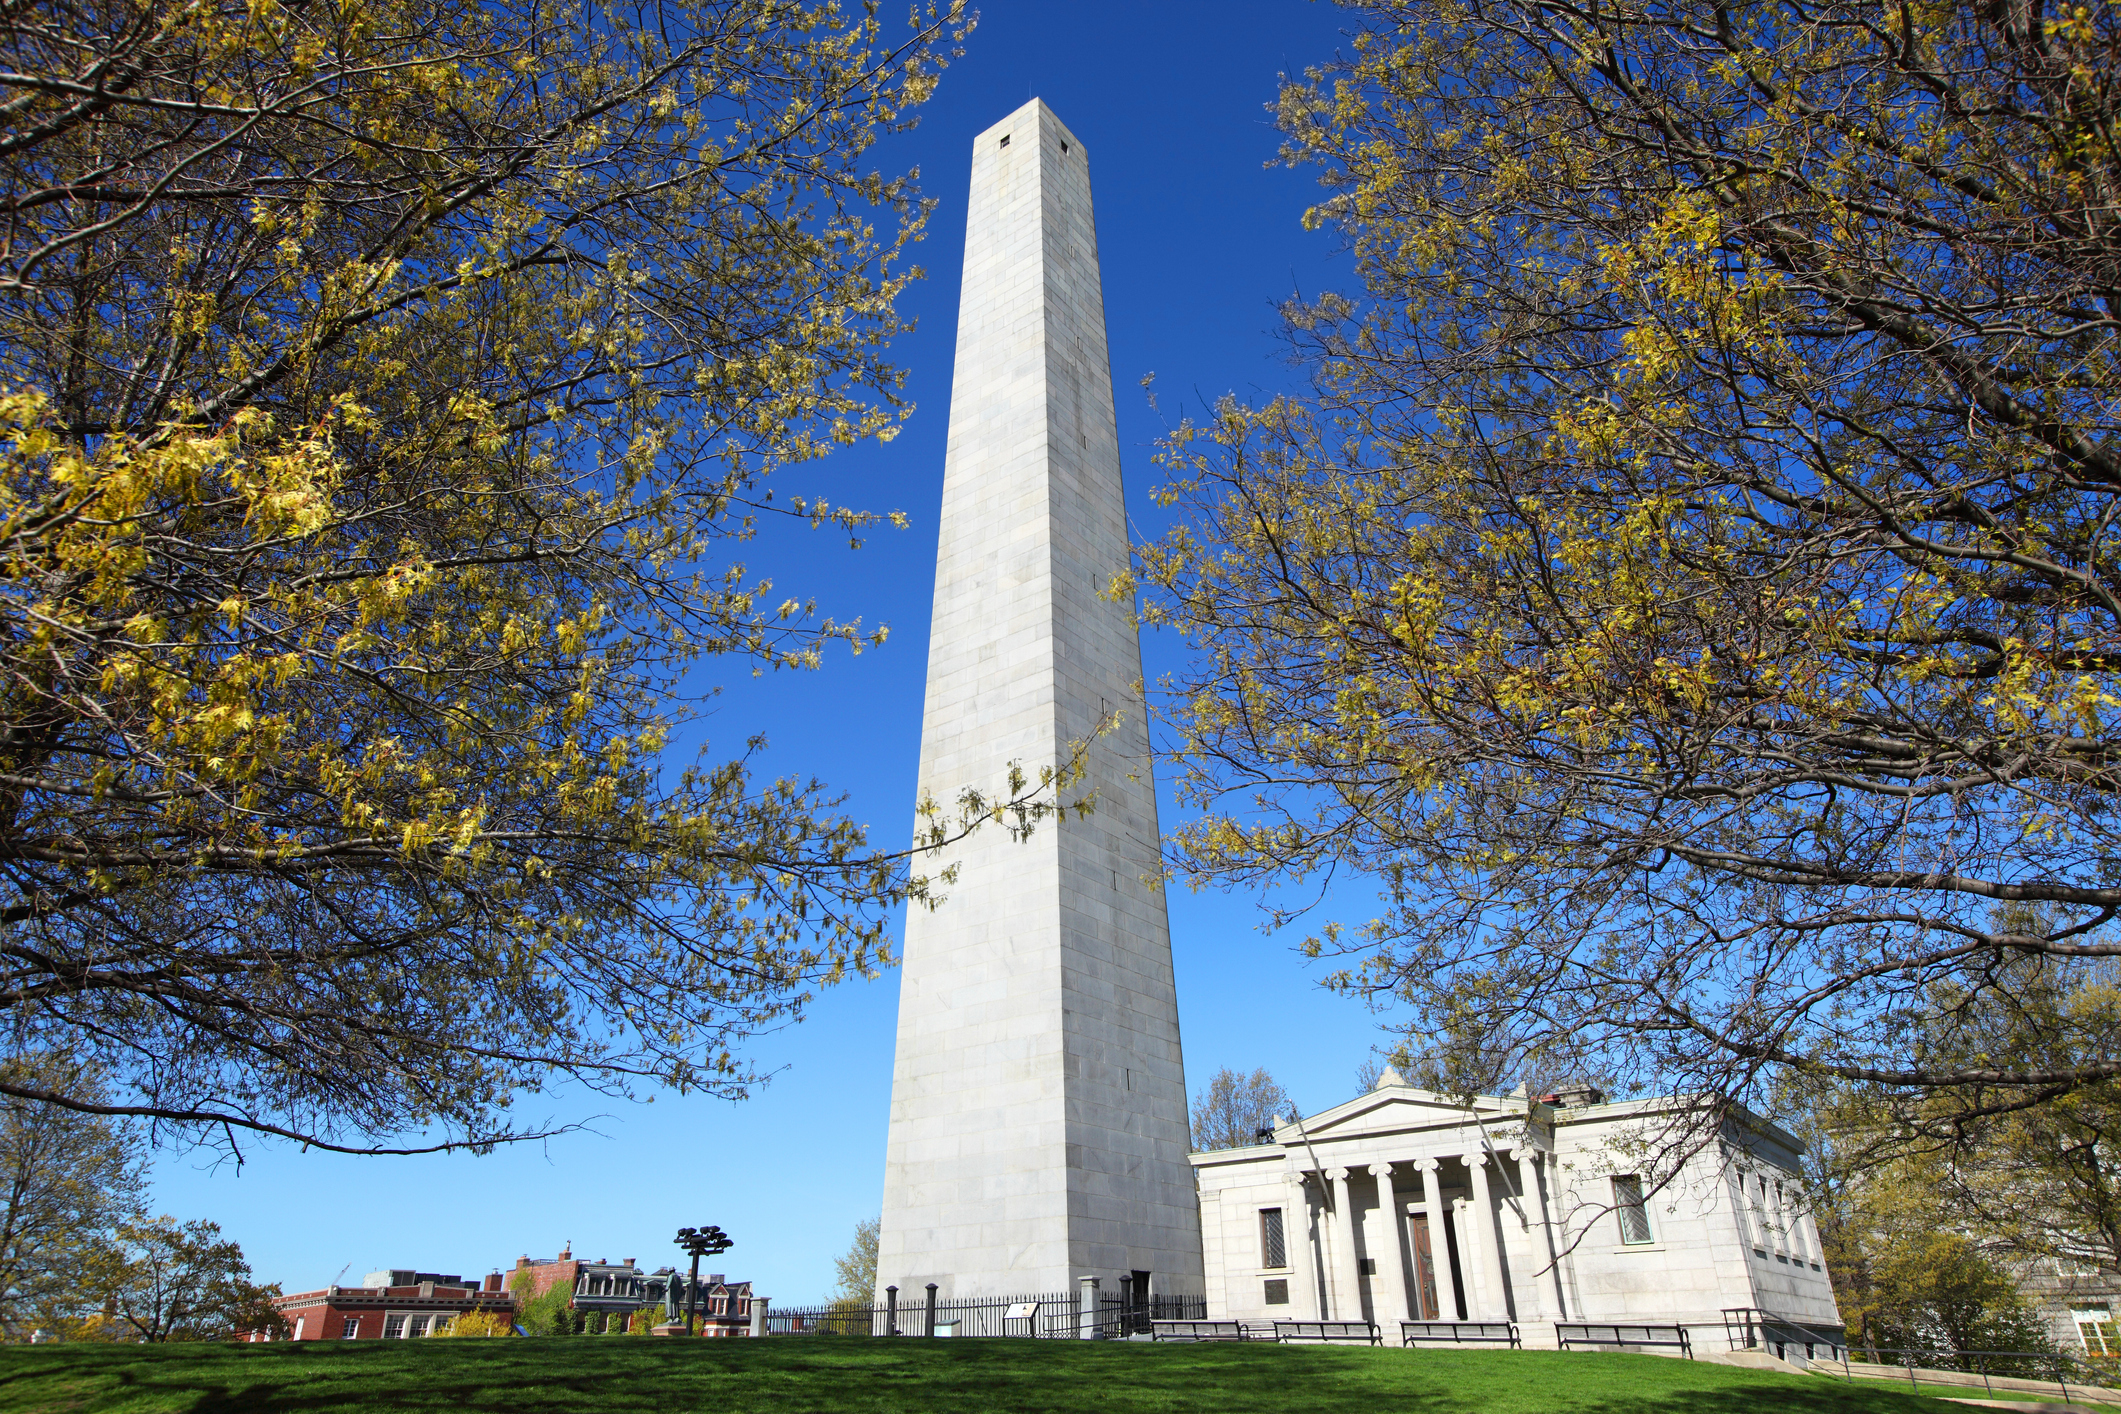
xmin=651 ymin=1323 xmax=690 ymax=1337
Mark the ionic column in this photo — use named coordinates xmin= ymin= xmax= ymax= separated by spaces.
xmin=1463 ymin=1151 xmax=1510 ymax=1320
xmin=1416 ymin=1158 xmax=1462 ymax=1322
xmin=1287 ymin=1171 xmax=1324 ymax=1318
xmin=1327 ymin=1167 xmax=1362 ymax=1321
xmin=1368 ymin=1163 xmax=1415 ymax=1324
xmin=1511 ymin=1147 xmax=1552 ymax=1321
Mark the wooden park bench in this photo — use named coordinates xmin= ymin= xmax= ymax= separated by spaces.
xmin=1554 ymin=1322 xmax=1694 ymax=1358
xmin=1151 ymin=1319 xmax=1248 ymax=1342
xmin=1273 ymin=1319 xmax=1383 ymax=1346
xmin=1400 ymin=1320 xmax=1522 ymax=1348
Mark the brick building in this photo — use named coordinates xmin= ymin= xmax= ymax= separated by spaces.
xmin=268 ymin=1269 xmax=513 ymax=1340
xmin=511 ymin=1247 xmax=756 ymax=1335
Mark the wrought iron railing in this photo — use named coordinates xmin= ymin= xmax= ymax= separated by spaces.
xmin=1819 ymin=1345 xmax=2120 ymax=1404
xmin=1721 ymin=1307 xmax=1848 ymax=1362
xmin=765 ymin=1289 xmax=1205 ymax=1339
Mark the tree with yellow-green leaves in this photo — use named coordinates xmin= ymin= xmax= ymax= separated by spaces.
xmin=0 ymin=1055 xmax=147 ymax=1339
xmin=1797 ymin=949 xmax=2121 ymax=1277
xmin=0 ymin=0 xmax=1013 ymax=1157
xmin=1138 ymin=0 xmax=2121 ymax=1163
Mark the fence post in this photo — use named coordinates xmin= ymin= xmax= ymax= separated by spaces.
xmin=886 ymin=1285 xmax=898 ymax=1338
xmin=749 ymin=1296 xmax=768 ymax=1338
xmin=1078 ymin=1276 xmax=1101 ymax=1341
xmin=925 ymin=1283 xmax=938 ymax=1338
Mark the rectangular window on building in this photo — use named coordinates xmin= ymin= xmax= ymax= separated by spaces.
xmin=1264 ymin=1279 xmax=1289 ymax=1306
xmin=1357 ymin=1257 xmax=1378 ymax=1276
xmin=406 ymin=1315 xmax=428 ymax=1337
xmin=2075 ymin=1308 xmax=2117 ymax=1357
xmin=342 ymin=1317 xmax=359 ymax=1339
xmin=1613 ymin=1175 xmax=1654 ymax=1244
xmin=383 ymin=1314 xmax=405 ymax=1339
xmin=1259 ymin=1208 xmax=1286 ymax=1269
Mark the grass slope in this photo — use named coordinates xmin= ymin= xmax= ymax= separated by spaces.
xmin=0 ymin=1339 xmax=1983 ymax=1414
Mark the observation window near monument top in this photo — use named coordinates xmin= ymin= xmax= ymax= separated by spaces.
xmin=998 ymin=134 xmax=1009 ymax=147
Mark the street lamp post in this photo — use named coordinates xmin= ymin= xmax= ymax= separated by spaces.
xmin=674 ymin=1225 xmax=734 ymax=1334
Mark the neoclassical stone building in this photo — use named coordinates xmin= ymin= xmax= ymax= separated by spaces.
xmin=1191 ymin=1075 xmax=1841 ymax=1343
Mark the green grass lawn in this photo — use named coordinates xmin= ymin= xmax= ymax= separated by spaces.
xmin=0 ymin=1338 xmax=1997 ymax=1414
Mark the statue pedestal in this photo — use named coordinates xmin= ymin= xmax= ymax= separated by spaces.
xmin=651 ymin=1323 xmax=690 ymax=1337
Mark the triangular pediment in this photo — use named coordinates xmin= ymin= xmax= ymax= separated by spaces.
xmin=1273 ymin=1086 xmax=1529 ymax=1145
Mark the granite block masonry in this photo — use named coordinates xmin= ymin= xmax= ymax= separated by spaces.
xmin=875 ymin=98 xmax=1204 ymax=1301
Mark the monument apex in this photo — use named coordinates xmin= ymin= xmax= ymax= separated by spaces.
xmin=876 ymin=98 xmax=1203 ymax=1302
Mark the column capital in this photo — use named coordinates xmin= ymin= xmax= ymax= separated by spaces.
xmin=1459 ymin=1150 xmax=1485 ymax=1168
xmin=1367 ymin=1162 xmax=1395 ymax=1180
xmin=1325 ymin=1166 xmax=1350 ymax=1182
xmin=1413 ymin=1156 xmax=1441 ymax=1174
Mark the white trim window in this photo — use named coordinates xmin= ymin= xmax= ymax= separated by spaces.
xmin=2074 ymin=1307 xmax=2117 ymax=1357
xmin=1785 ymin=1189 xmax=1809 ymax=1261
xmin=341 ymin=1317 xmax=360 ymax=1339
xmin=1612 ymin=1174 xmax=1655 ymax=1245
xmin=383 ymin=1314 xmax=405 ymax=1339
xmin=1259 ymin=1207 xmax=1287 ymax=1270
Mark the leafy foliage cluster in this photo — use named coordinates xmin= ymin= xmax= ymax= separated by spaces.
xmin=1810 ymin=1141 xmax=2056 ymax=1360
xmin=0 ymin=1056 xmax=277 ymax=1341
xmin=1140 ymin=0 xmax=2121 ymax=1134
xmin=1188 ymin=1065 xmax=1294 ymax=1152
xmin=0 ymin=0 xmax=1000 ymax=1154
xmin=832 ymin=1213 xmax=878 ymax=1304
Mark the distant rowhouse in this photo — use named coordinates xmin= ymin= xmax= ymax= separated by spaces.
xmin=510 ymin=1248 xmax=756 ymax=1335
xmin=1192 ymin=1074 xmax=1842 ymax=1347
xmin=267 ymin=1270 xmax=512 ymax=1341
xmin=264 ymin=1249 xmax=758 ymax=1340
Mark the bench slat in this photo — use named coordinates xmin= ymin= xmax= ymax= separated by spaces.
xmin=1273 ymin=1320 xmax=1382 ymax=1347
xmin=1553 ymin=1322 xmax=1693 ymax=1358
xmin=1400 ymin=1320 xmax=1521 ymax=1348
xmin=1150 ymin=1320 xmax=1247 ymax=1343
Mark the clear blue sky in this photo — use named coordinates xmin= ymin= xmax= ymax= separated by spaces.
xmin=152 ymin=0 xmax=1403 ymax=1306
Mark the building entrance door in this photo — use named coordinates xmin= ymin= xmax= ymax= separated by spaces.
xmin=1409 ymin=1214 xmax=1441 ymax=1320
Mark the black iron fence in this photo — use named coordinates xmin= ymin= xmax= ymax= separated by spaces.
xmin=765 ymin=1288 xmax=1206 ymax=1339
xmin=1824 ymin=1346 xmax=2119 ymax=1404
xmin=1721 ymin=1307 xmax=1849 ymax=1362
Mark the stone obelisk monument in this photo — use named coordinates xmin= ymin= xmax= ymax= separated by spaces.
xmin=876 ymin=99 xmax=1203 ymax=1302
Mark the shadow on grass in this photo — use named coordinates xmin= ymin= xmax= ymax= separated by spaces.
xmin=0 ymin=1340 xmax=1985 ymax=1414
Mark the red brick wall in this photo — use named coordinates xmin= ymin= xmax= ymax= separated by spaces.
xmin=273 ymin=1284 xmax=512 ymax=1340
xmin=512 ymin=1259 xmax=581 ymax=1302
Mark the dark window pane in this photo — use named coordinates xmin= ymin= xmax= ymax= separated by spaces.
xmin=1614 ymin=1175 xmax=1654 ymax=1244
